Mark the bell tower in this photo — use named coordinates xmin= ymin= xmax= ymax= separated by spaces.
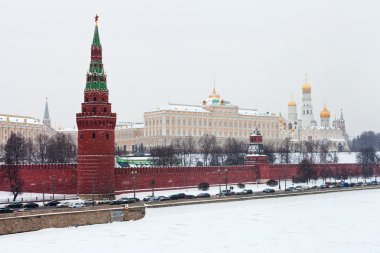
xmin=76 ymin=15 xmax=117 ymax=199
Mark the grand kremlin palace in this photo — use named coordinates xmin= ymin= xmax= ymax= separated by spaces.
xmin=142 ymin=87 xmax=280 ymax=149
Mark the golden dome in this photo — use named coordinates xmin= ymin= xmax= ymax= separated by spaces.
xmin=302 ymin=82 xmax=311 ymax=93
xmin=288 ymin=100 xmax=296 ymax=107
xmin=208 ymin=87 xmax=221 ymax=99
xmin=320 ymin=104 xmax=330 ymax=119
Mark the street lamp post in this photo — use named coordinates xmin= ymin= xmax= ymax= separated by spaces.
xmin=224 ymin=169 xmax=228 ymax=190
xmin=278 ymin=175 xmax=281 ymax=190
xmin=42 ymin=174 xmax=45 ymax=205
xmin=292 ymin=175 xmax=295 ymax=186
xmin=150 ymin=179 xmax=155 ymax=197
xmin=92 ymin=175 xmax=95 ymax=206
xmin=217 ymin=169 xmax=221 ymax=194
xmin=51 ymin=176 xmax=55 ymax=200
xmin=131 ymin=171 xmax=137 ymax=199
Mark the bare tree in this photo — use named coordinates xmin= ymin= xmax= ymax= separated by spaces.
xmin=279 ymin=138 xmax=292 ymax=164
xmin=263 ymin=144 xmax=277 ymax=163
xmin=199 ymin=134 xmax=218 ymax=166
xmin=35 ymin=134 xmax=50 ymax=163
xmin=2 ymin=133 xmax=25 ymax=201
xmin=223 ymin=137 xmax=246 ymax=165
xmin=150 ymin=145 xmax=178 ymax=166
xmin=296 ymin=157 xmax=317 ymax=183
xmin=47 ymin=133 xmax=77 ymax=163
xmin=357 ymin=146 xmax=378 ymax=182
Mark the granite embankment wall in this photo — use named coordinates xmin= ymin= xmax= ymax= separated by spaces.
xmin=0 ymin=205 xmax=145 ymax=235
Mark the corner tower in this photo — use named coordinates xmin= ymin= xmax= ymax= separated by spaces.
xmin=76 ymin=16 xmax=117 ymax=199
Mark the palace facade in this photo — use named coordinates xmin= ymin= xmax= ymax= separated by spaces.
xmin=143 ymin=87 xmax=280 ymax=149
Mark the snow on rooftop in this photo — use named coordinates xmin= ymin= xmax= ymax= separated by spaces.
xmin=116 ymin=122 xmax=144 ymax=129
xmin=147 ymin=104 xmax=209 ymax=113
xmin=238 ymin=109 xmax=272 ymax=117
xmin=0 ymin=114 xmax=43 ymax=125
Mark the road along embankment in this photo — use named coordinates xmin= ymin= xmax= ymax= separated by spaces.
xmin=144 ymin=185 xmax=380 ymax=209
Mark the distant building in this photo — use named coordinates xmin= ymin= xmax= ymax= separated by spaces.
xmin=0 ymin=100 xmax=55 ymax=144
xmin=115 ymin=122 xmax=144 ymax=153
xmin=143 ymin=86 xmax=280 ymax=149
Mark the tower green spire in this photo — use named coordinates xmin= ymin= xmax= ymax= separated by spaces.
xmin=85 ymin=15 xmax=107 ymax=91
xmin=92 ymin=23 xmax=101 ymax=46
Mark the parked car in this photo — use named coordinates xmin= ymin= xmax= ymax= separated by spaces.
xmin=69 ymin=202 xmax=85 ymax=208
xmin=143 ymin=196 xmax=154 ymax=202
xmin=184 ymin=194 xmax=196 ymax=199
xmin=368 ymin=181 xmax=378 ymax=186
xmin=263 ymin=188 xmax=275 ymax=193
xmin=285 ymin=187 xmax=295 ymax=192
xmin=318 ymin=185 xmax=327 ymax=189
xmin=44 ymin=200 xmax=60 ymax=207
xmin=0 ymin=208 xmax=14 ymax=214
xmin=294 ymin=186 xmax=303 ymax=191
xmin=168 ymin=193 xmax=187 ymax=200
xmin=23 ymin=202 xmax=39 ymax=209
xmin=197 ymin=193 xmax=211 ymax=198
xmin=217 ymin=190 xmax=235 ymax=196
xmin=5 ymin=202 xmax=23 ymax=208
xmin=356 ymin=182 xmax=363 ymax=186
xmin=57 ymin=201 xmax=71 ymax=208
xmin=242 ymin=189 xmax=253 ymax=194
xmin=310 ymin=186 xmax=318 ymax=189
xmin=147 ymin=197 xmax=160 ymax=203
xmin=109 ymin=199 xmax=125 ymax=205
xmin=98 ymin=198 xmax=111 ymax=205
xmin=158 ymin=196 xmax=170 ymax=201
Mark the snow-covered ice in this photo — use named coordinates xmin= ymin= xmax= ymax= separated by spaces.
xmin=1 ymin=189 xmax=379 ymax=252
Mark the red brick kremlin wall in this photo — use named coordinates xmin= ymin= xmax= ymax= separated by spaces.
xmin=0 ymin=163 xmax=379 ymax=194
xmin=0 ymin=164 xmax=77 ymax=194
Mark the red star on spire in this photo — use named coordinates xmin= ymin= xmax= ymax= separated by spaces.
xmin=95 ymin=14 xmax=99 ymax=23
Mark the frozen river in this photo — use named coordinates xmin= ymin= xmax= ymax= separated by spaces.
xmin=1 ymin=189 xmax=380 ymax=253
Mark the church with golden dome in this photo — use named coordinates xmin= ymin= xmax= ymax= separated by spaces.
xmin=280 ymin=78 xmax=349 ymax=152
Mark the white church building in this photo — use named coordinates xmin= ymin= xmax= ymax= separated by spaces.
xmin=280 ymin=78 xmax=349 ymax=152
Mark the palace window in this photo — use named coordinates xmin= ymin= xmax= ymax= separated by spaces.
xmin=92 ymin=132 xmax=96 ymax=139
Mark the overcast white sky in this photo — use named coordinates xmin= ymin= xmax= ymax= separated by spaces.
xmin=1 ymin=0 xmax=379 ymax=138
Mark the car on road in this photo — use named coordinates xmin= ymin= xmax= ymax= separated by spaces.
xmin=184 ymin=194 xmax=196 ymax=199
xmin=318 ymin=185 xmax=327 ymax=189
xmin=368 ymin=181 xmax=378 ymax=186
xmin=23 ymin=202 xmax=39 ymax=209
xmin=69 ymin=203 xmax=85 ymax=208
xmin=263 ymin=188 xmax=275 ymax=193
xmin=0 ymin=208 xmax=14 ymax=214
xmin=5 ymin=202 xmax=23 ymax=208
xmin=197 ymin=193 xmax=211 ymax=198
xmin=44 ymin=200 xmax=60 ymax=207
xmin=310 ymin=186 xmax=318 ymax=189
xmin=285 ymin=187 xmax=295 ymax=192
